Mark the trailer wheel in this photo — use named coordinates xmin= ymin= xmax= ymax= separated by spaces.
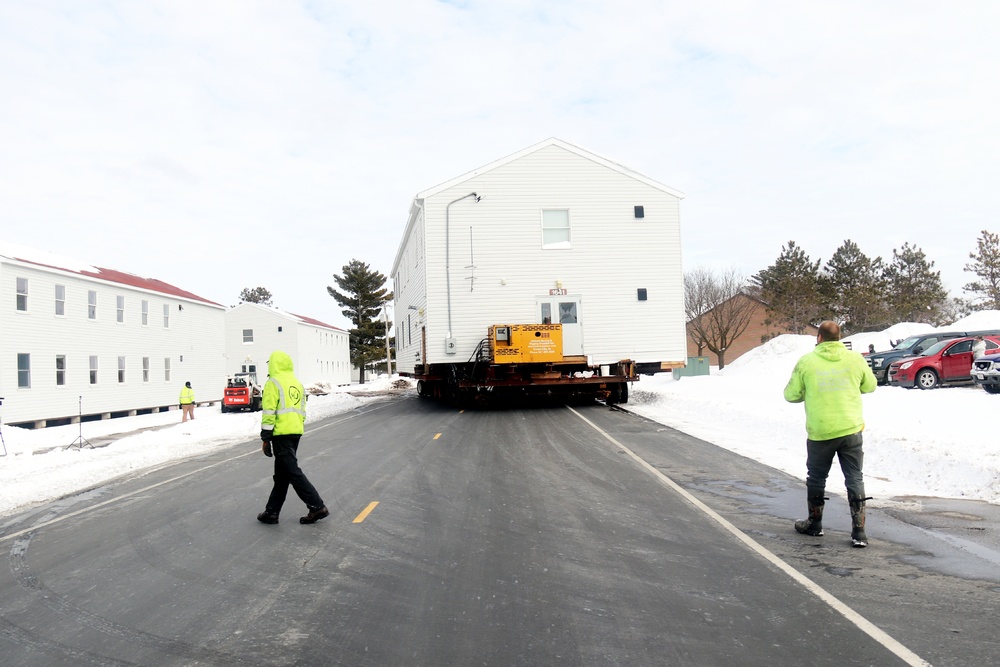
xmin=417 ymin=380 xmax=428 ymax=398
xmin=607 ymin=383 xmax=629 ymax=405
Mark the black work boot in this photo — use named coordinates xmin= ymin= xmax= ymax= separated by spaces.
xmin=794 ymin=494 xmax=826 ymax=536
xmin=299 ymin=506 xmax=329 ymax=524
xmin=257 ymin=511 xmax=279 ymax=524
xmin=849 ymin=493 xmax=869 ymax=548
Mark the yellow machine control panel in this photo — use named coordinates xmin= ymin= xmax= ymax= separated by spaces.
xmin=490 ymin=324 xmax=563 ymax=363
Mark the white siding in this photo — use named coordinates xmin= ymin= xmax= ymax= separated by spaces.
xmin=393 ymin=204 xmax=429 ymax=374
xmin=393 ymin=141 xmax=686 ymax=370
xmin=224 ymin=304 xmax=351 ymax=388
xmin=0 ymin=261 xmax=226 ymax=426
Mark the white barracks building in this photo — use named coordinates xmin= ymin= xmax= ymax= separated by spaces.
xmin=1 ymin=243 xmax=350 ymax=429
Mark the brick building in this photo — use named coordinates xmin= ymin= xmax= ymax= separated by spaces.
xmin=686 ymin=293 xmax=819 ymax=366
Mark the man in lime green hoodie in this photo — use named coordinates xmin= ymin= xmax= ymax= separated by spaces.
xmin=256 ymin=350 xmax=329 ymax=526
xmin=784 ymin=321 xmax=877 ymax=547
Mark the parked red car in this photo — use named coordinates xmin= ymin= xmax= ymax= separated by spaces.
xmin=888 ymin=335 xmax=1000 ymax=389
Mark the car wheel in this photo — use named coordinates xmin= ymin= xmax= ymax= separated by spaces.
xmin=916 ymin=368 xmax=938 ymax=389
xmin=984 ymin=384 xmax=1000 ymax=394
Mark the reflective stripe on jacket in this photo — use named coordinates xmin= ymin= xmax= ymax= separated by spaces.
xmin=261 ymin=351 xmax=307 ymax=436
xmin=179 ymin=387 xmax=195 ymax=405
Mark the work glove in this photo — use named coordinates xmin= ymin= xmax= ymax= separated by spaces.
xmin=262 ymin=441 xmax=272 ymax=457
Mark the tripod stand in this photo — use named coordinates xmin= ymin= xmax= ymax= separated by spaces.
xmin=67 ymin=395 xmax=92 ymax=449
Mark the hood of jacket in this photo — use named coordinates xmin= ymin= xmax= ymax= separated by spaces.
xmin=813 ymin=341 xmax=850 ymax=362
xmin=267 ymin=350 xmax=294 ymax=375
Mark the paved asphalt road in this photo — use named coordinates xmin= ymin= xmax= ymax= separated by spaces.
xmin=1 ymin=394 xmax=997 ymax=666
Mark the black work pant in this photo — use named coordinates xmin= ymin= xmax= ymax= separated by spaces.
xmin=805 ymin=431 xmax=865 ymax=499
xmin=265 ymin=434 xmax=325 ymax=514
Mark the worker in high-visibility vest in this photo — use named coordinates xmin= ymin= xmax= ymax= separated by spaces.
xmin=179 ymin=381 xmax=195 ymax=422
xmin=256 ymin=350 xmax=328 ymax=525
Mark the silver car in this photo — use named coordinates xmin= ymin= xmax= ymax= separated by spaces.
xmin=972 ymin=355 xmax=1000 ymax=394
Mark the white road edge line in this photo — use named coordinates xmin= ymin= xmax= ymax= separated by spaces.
xmin=0 ymin=405 xmax=389 ymax=545
xmin=567 ymin=406 xmax=931 ymax=667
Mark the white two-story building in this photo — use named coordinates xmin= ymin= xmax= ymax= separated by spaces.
xmin=223 ymin=302 xmax=351 ymax=388
xmin=1 ymin=243 xmax=226 ymax=428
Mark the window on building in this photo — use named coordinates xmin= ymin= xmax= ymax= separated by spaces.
xmin=117 ymin=296 xmax=125 ymax=323
xmin=118 ymin=356 xmax=126 ymax=383
xmin=55 ymin=284 xmax=66 ymax=316
xmin=164 ymin=357 xmax=171 ymax=382
xmin=163 ymin=304 xmax=170 ymax=328
xmin=141 ymin=300 xmax=149 ymax=326
xmin=17 ymin=353 xmax=31 ymax=387
xmin=243 ymin=329 xmax=254 ymax=343
xmin=16 ymin=277 xmax=28 ymax=311
xmin=88 ymin=290 xmax=97 ymax=319
xmin=541 ymin=209 xmax=571 ymax=248
xmin=558 ymin=302 xmax=578 ymax=323
xmin=56 ymin=355 xmax=66 ymax=386
xmin=89 ymin=356 xmax=98 ymax=384
xmin=142 ymin=357 xmax=150 ymax=382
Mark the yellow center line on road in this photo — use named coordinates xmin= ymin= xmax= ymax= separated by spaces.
xmin=353 ymin=501 xmax=379 ymax=523
xmin=433 ymin=433 xmax=442 ymax=440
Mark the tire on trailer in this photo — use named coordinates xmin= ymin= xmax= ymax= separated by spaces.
xmin=606 ymin=382 xmax=628 ymax=405
xmin=417 ymin=380 xmax=427 ymax=398
xmin=916 ymin=368 xmax=939 ymax=390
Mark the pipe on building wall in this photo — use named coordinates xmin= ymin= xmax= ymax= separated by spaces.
xmin=444 ymin=192 xmax=480 ymax=340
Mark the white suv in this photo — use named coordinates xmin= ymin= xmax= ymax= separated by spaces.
xmin=972 ymin=355 xmax=1000 ymax=394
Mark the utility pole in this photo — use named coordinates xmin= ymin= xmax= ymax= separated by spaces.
xmin=383 ymin=303 xmax=393 ymax=376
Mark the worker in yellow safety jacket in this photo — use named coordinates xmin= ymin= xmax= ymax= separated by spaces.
xmin=256 ymin=350 xmax=329 ymax=525
xmin=179 ymin=382 xmax=195 ymax=422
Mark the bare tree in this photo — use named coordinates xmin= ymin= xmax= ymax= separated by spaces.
xmin=685 ymin=267 xmax=757 ymax=369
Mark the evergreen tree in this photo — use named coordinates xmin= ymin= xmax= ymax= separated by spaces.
xmin=883 ymin=242 xmax=948 ymax=323
xmin=752 ymin=241 xmax=822 ymax=334
xmin=238 ymin=286 xmax=274 ymax=306
xmin=327 ymin=260 xmax=392 ymax=384
xmin=819 ymin=240 xmax=889 ymax=333
xmin=963 ymin=229 xmax=1000 ymax=310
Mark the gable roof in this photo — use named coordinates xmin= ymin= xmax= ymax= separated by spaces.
xmin=416 ymin=137 xmax=686 ymax=200
xmin=229 ymin=301 xmax=346 ymax=332
xmin=393 ymin=138 xmax=685 ymax=274
xmin=0 ymin=241 xmax=224 ymax=307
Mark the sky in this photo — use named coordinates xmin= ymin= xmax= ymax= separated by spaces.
xmin=4 ymin=311 xmax=1000 ymax=518
xmin=1 ymin=2 xmax=998 ymax=329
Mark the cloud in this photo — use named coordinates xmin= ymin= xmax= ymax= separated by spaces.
xmin=1 ymin=1 xmax=998 ymax=324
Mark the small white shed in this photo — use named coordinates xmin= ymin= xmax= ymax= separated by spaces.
xmin=391 ymin=138 xmax=687 ymax=376
xmin=224 ymin=303 xmax=351 ymax=389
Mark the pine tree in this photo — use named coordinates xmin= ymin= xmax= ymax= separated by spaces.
xmin=327 ymin=260 xmax=392 ymax=384
xmin=819 ymin=240 xmax=889 ymax=333
xmin=883 ymin=242 xmax=948 ymax=323
xmin=239 ymin=286 xmax=274 ymax=306
xmin=752 ymin=241 xmax=822 ymax=334
xmin=963 ymin=229 xmax=1000 ymax=310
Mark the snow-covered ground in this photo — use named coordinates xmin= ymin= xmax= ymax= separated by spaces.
xmin=2 ymin=312 xmax=999 ymax=517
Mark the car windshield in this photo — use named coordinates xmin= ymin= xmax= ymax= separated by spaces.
xmin=921 ymin=340 xmax=952 ymax=356
xmin=893 ymin=336 xmax=922 ymax=350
